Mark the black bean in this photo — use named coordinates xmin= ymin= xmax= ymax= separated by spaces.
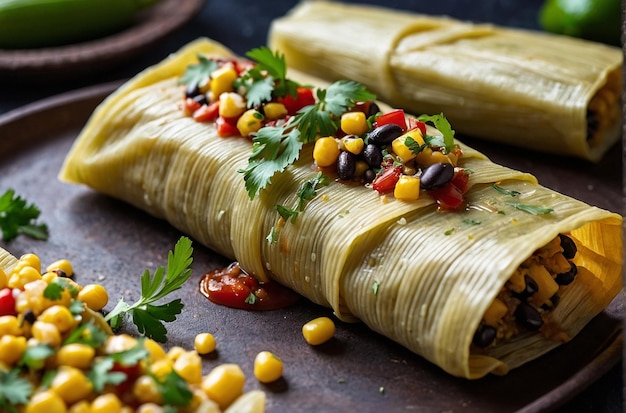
xmin=513 ymin=275 xmax=538 ymax=300
xmin=22 ymin=310 xmax=36 ymax=324
xmin=367 ymin=102 xmax=381 ymax=118
xmin=367 ymin=124 xmax=403 ymax=146
xmin=53 ymin=269 xmax=68 ymax=278
xmin=192 ymin=94 xmax=208 ymax=106
xmin=514 ymin=302 xmax=543 ymax=330
xmin=362 ymin=144 xmax=383 ymax=167
xmin=473 ymin=324 xmax=497 ymax=348
xmin=542 ymin=293 xmax=560 ymax=310
xmin=555 ymin=262 xmax=578 ymax=285
xmin=559 ymin=234 xmax=577 ymax=259
xmin=419 ymin=162 xmax=454 ymax=190
xmin=336 ymin=151 xmax=356 ymax=181
xmin=185 ymin=83 xmax=201 ymax=98
xmin=363 ymin=169 xmax=376 ymax=183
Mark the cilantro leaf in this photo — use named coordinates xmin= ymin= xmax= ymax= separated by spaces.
xmin=0 ymin=370 xmax=32 ymax=410
xmin=405 ymin=136 xmax=427 ymax=155
xmin=245 ymin=47 xmax=300 ymax=99
xmin=88 ymin=358 xmax=127 ymax=393
xmin=179 ymin=55 xmax=218 ymax=88
xmin=0 ymin=189 xmax=49 ymax=242
xmin=18 ymin=344 xmax=54 ymax=370
xmin=245 ymin=76 xmax=276 ymax=108
xmin=322 ymin=80 xmax=376 ymax=117
xmin=104 ymin=237 xmax=193 ymax=343
xmin=63 ymin=320 xmax=109 ymax=347
xmin=152 ymin=370 xmax=193 ymax=406
xmin=505 ymin=201 xmax=554 ymax=215
xmin=417 ymin=113 xmax=455 ymax=153
xmin=493 ymin=184 xmax=521 ymax=197
xmin=43 ymin=277 xmax=79 ymax=300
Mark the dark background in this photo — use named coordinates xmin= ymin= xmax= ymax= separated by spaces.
xmin=0 ymin=1 xmax=622 ymax=412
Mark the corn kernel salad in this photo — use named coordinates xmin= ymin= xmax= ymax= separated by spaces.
xmin=179 ymin=48 xmax=470 ymax=222
xmin=0 ymin=242 xmax=265 ymax=413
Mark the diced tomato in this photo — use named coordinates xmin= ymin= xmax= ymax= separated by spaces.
xmin=279 ymin=87 xmax=316 ymax=115
xmin=216 ymin=116 xmax=240 ymax=137
xmin=375 ymin=109 xmax=407 ymax=131
xmin=450 ymin=169 xmax=470 ymax=193
xmin=407 ymin=118 xmax=427 ymax=136
xmin=193 ymin=101 xmax=220 ymax=122
xmin=235 ymin=61 xmax=255 ymax=75
xmin=111 ymin=362 xmax=142 ymax=395
xmin=0 ymin=288 xmax=16 ymax=316
xmin=372 ymin=166 xmax=402 ymax=194
xmin=430 ymin=182 xmax=464 ymax=210
xmin=183 ymin=97 xmax=202 ymax=115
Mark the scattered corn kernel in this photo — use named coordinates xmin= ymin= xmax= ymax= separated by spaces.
xmin=173 ymin=350 xmax=203 ymax=384
xmin=24 ymin=390 xmax=66 ymax=413
xmin=201 ymin=363 xmax=246 ymax=409
xmin=0 ymin=335 xmax=27 ymax=365
xmin=77 ymin=284 xmax=108 ymax=311
xmin=342 ymin=136 xmax=365 ymax=155
xmin=236 ymin=109 xmax=264 ymax=137
xmin=209 ymin=63 xmax=238 ymax=97
xmin=341 ymin=111 xmax=368 ymax=136
xmin=50 ymin=366 xmax=93 ymax=405
xmin=394 ymin=175 xmax=421 ymax=201
xmin=218 ymin=92 xmax=247 ymax=118
xmin=0 ymin=315 xmax=21 ymax=336
xmin=46 ymin=259 xmax=73 ymax=277
xmin=39 ymin=305 xmax=76 ymax=333
xmin=194 ymin=332 xmax=216 ymax=355
xmin=302 ymin=316 xmax=335 ymax=345
xmin=133 ymin=375 xmax=163 ymax=405
xmin=9 ymin=266 xmax=42 ymax=289
xmin=254 ymin=351 xmax=283 ymax=383
xmin=31 ymin=321 xmax=62 ymax=347
xmin=263 ymin=102 xmax=288 ymax=120
xmin=19 ymin=254 xmax=41 ymax=273
xmin=90 ymin=393 xmax=123 ymax=413
xmin=313 ymin=137 xmax=340 ymax=167
xmin=56 ymin=343 xmax=95 ymax=369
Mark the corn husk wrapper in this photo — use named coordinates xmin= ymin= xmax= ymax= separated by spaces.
xmin=59 ymin=38 xmax=623 ymax=379
xmin=268 ymin=1 xmax=623 ymax=161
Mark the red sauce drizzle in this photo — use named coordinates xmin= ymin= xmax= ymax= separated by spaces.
xmin=199 ymin=262 xmax=299 ymax=310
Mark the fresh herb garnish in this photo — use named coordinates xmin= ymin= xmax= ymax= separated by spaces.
xmin=88 ymin=358 xmax=128 ymax=393
xmin=372 ymin=280 xmax=380 ymax=296
xmin=0 ymin=189 xmax=49 ymax=242
xmin=244 ymin=292 xmax=257 ymax=305
xmin=462 ymin=218 xmax=481 ymax=226
xmin=105 ymin=237 xmax=193 ymax=343
xmin=152 ymin=370 xmax=194 ymax=406
xmin=493 ymin=184 xmax=521 ymax=197
xmin=63 ymin=320 xmax=109 ymax=347
xmin=239 ymin=80 xmax=375 ymax=199
xmin=405 ymin=136 xmax=427 ymax=155
xmin=236 ymin=47 xmax=301 ymax=107
xmin=417 ymin=113 xmax=455 ymax=153
xmin=505 ymin=201 xmax=554 ymax=215
xmin=179 ymin=55 xmax=218 ymax=89
xmin=18 ymin=344 xmax=55 ymax=370
xmin=0 ymin=370 xmax=32 ymax=412
xmin=43 ymin=277 xmax=79 ymax=300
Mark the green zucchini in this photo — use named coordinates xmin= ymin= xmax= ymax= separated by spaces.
xmin=0 ymin=0 xmax=160 ymax=49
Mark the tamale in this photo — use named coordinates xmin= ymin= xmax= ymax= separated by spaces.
xmin=268 ymin=1 xmax=623 ymax=161
xmin=59 ymin=38 xmax=622 ymax=379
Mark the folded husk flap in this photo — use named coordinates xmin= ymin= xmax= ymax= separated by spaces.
xmin=59 ymin=38 xmax=623 ymax=379
xmin=268 ymin=1 xmax=623 ymax=161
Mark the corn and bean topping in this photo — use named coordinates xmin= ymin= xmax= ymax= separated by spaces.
xmin=180 ymin=49 xmax=470 ymax=211
xmin=0 ymin=253 xmax=266 ymax=412
xmin=473 ymin=234 xmax=579 ymax=348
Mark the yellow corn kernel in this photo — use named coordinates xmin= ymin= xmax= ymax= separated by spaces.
xmin=0 ymin=315 xmax=21 ymax=336
xmin=236 ymin=109 xmax=264 ymax=137
xmin=24 ymin=390 xmax=67 ymax=413
xmin=90 ymin=393 xmax=123 ymax=413
xmin=174 ymin=350 xmax=203 ymax=384
xmin=68 ymin=400 xmax=90 ymax=413
xmin=133 ymin=375 xmax=163 ymax=404
xmin=0 ymin=335 xmax=27 ymax=365
xmin=19 ymin=254 xmax=41 ymax=273
xmin=483 ymin=298 xmax=508 ymax=327
xmin=392 ymin=129 xmax=424 ymax=162
xmin=202 ymin=364 xmax=246 ymax=409
xmin=104 ymin=334 xmax=138 ymax=354
xmin=415 ymin=147 xmax=452 ymax=167
xmin=56 ymin=343 xmax=95 ymax=369
xmin=167 ymin=345 xmax=186 ymax=361
xmin=354 ymin=160 xmax=369 ymax=177
xmin=507 ymin=269 xmax=525 ymax=293
xmin=313 ymin=137 xmax=340 ymax=167
xmin=39 ymin=305 xmax=76 ymax=333
xmin=254 ymin=351 xmax=283 ymax=383
xmin=9 ymin=266 xmax=42 ymax=289
xmin=0 ymin=268 xmax=6 ymax=289
xmin=186 ymin=387 xmax=212 ymax=412
xmin=46 ymin=259 xmax=73 ymax=277
xmin=144 ymin=338 xmax=167 ymax=362
xmin=42 ymin=271 xmax=59 ymax=284
xmin=394 ymin=175 xmax=421 ymax=201
xmin=31 ymin=321 xmax=62 ymax=347
xmin=208 ymin=63 xmax=238 ymax=97
xmin=136 ymin=403 xmax=165 ymax=413
xmin=340 ymin=111 xmax=368 ymax=136
xmin=150 ymin=358 xmax=173 ymax=380
xmin=77 ymin=284 xmax=108 ymax=311
xmin=302 ymin=316 xmax=335 ymax=345
xmin=529 ymin=264 xmax=559 ymax=307
xmin=218 ymin=92 xmax=246 ymax=118
xmin=263 ymin=102 xmax=288 ymax=120
xmin=50 ymin=366 xmax=93 ymax=405
xmin=194 ymin=332 xmax=216 ymax=355
xmin=342 ymin=136 xmax=364 ymax=155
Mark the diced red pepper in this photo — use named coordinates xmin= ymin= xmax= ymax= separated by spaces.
xmin=193 ymin=101 xmax=220 ymax=123
xmin=407 ymin=118 xmax=427 ymax=136
xmin=0 ymin=288 xmax=16 ymax=316
xmin=235 ymin=61 xmax=255 ymax=75
xmin=372 ymin=166 xmax=402 ymax=194
xmin=450 ymin=169 xmax=470 ymax=193
xmin=111 ymin=362 xmax=142 ymax=394
xmin=279 ymin=87 xmax=316 ymax=115
xmin=183 ymin=97 xmax=202 ymax=115
xmin=430 ymin=183 xmax=464 ymax=210
xmin=216 ymin=116 xmax=240 ymax=137
xmin=375 ymin=109 xmax=407 ymax=131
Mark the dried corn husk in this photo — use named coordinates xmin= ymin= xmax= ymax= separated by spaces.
xmin=268 ymin=1 xmax=623 ymax=161
xmin=59 ymin=38 xmax=623 ymax=379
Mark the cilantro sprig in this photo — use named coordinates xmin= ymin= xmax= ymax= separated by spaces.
xmin=417 ymin=113 xmax=455 ymax=153
xmin=104 ymin=236 xmax=193 ymax=343
xmin=0 ymin=189 xmax=49 ymax=242
xmin=0 ymin=370 xmax=31 ymax=412
xmin=179 ymin=55 xmax=218 ymax=89
xmin=239 ymin=80 xmax=376 ymax=199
